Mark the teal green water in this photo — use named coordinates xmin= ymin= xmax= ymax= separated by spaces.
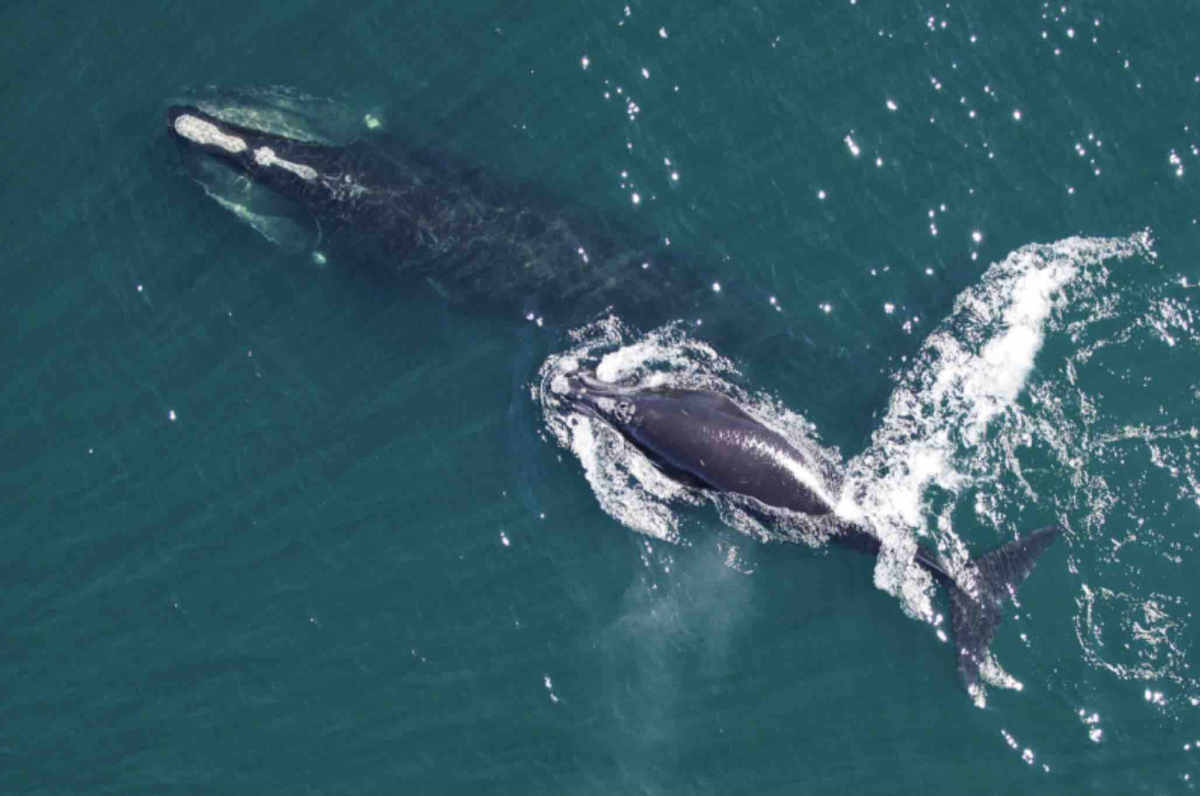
xmin=3 ymin=2 xmax=1199 ymax=793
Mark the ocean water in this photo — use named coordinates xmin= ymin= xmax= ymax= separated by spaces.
xmin=3 ymin=1 xmax=1199 ymax=794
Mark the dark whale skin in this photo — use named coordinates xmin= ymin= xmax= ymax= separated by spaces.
xmin=555 ymin=369 xmax=1062 ymax=695
xmin=166 ymin=104 xmax=705 ymax=320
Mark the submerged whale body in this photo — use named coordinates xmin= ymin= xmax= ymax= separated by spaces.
xmin=555 ymin=370 xmax=1061 ymax=694
xmin=165 ymin=97 xmax=705 ymax=320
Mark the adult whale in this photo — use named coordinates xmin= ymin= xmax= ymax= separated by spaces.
xmin=554 ymin=369 xmax=1061 ymax=694
xmin=165 ymin=98 xmax=710 ymax=322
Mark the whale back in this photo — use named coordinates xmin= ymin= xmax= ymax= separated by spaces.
xmin=167 ymin=94 xmax=712 ymax=324
xmin=615 ymin=388 xmax=834 ymax=516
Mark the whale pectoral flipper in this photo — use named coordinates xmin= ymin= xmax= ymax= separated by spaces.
xmin=946 ymin=524 xmax=1062 ymax=694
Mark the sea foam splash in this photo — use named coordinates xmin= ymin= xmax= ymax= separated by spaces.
xmin=537 ymin=318 xmax=734 ymax=543
xmin=537 ymin=317 xmax=841 ymax=545
xmin=841 ymin=233 xmax=1153 ymax=635
xmin=537 ymin=232 xmax=1155 ymax=697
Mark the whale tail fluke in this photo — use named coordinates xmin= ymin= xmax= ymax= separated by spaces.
xmin=946 ymin=524 xmax=1062 ymax=694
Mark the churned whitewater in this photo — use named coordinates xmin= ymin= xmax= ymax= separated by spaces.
xmin=539 ymin=232 xmax=1158 ymax=701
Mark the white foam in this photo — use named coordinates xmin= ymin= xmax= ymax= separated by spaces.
xmin=537 ymin=318 xmax=739 ymax=543
xmin=174 ymin=114 xmax=247 ymax=153
xmin=954 ymin=259 xmax=1078 ymax=443
xmin=594 ymin=328 xmax=723 ymax=384
xmin=539 ymin=234 xmax=1161 ymax=702
xmin=842 ymin=233 xmax=1153 ymax=629
xmin=253 ymin=146 xmax=318 ymax=181
xmin=537 ymin=316 xmax=842 ymax=548
xmin=566 ymin=414 xmax=687 ymax=542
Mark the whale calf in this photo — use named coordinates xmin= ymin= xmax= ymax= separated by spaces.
xmin=554 ymin=369 xmax=1061 ymax=694
xmin=165 ymin=96 xmax=707 ymax=321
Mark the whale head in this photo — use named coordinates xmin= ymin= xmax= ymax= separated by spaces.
xmin=167 ymin=105 xmax=323 ymax=181
xmin=553 ymin=370 xmax=640 ymax=429
xmin=167 ymin=105 xmax=253 ymax=163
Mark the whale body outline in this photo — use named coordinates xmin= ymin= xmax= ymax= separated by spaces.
xmin=554 ymin=369 xmax=1061 ymax=695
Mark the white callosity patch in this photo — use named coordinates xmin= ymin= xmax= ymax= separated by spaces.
xmin=174 ymin=114 xmax=247 ymax=153
xmin=253 ymin=146 xmax=318 ymax=181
